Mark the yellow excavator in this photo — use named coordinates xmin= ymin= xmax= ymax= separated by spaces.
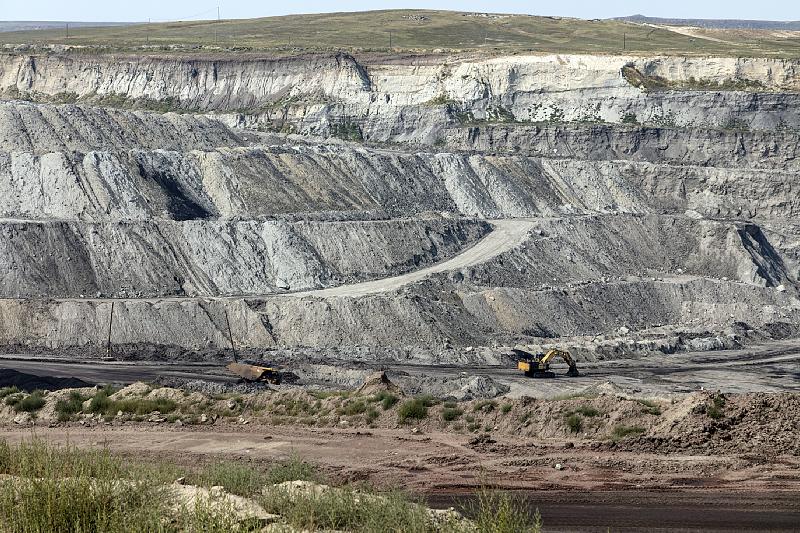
xmin=515 ymin=348 xmax=580 ymax=378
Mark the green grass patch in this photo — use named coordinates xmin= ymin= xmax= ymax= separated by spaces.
xmin=500 ymin=403 xmax=513 ymax=414
xmin=470 ymin=488 xmax=543 ymax=533
xmin=0 ymin=439 xmax=258 ymax=532
xmin=260 ymin=484 xmax=439 ymax=533
xmin=266 ymin=453 xmax=321 ymax=486
xmin=310 ymin=390 xmax=352 ymax=400
xmin=192 ymin=461 xmax=267 ymax=497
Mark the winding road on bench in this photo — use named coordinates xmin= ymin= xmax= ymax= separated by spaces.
xmin=285 ymin=218 xmax=537 ymax=298
xmin=16 ymin=218 xmax=538 ymax=303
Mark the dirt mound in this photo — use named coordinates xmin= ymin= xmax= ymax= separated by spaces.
xmin=357 ymin=371 xmax=400 ymax=395
xmin=0 ymin=368 xmax=92 ymax=392
xmin=624 ymin=392 xmax=800 ymax=456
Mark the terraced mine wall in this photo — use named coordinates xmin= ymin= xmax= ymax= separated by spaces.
xmin=0 ymin=51 xmax=798 ymax=362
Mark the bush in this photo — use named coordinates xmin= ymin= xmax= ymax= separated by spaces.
xmin=87 ymin=388 xmax=176 ymax=417
xmin=621 ymin=112 xmax=639 ymax=124
xmin=565 ymin=414 xmax=582 ymax=433
xmin=88 ymin=387 xmax=113 ymax=413
xmin=611 ymin=425 xmax=645 ymax=441
xmin=441 ymin=407 xmax=463 ymax=422
xmin=4 ymin=393 xmax=23 ymax=407
xmin=338 ymin=399 xmax=367 ymax=416
xmin=0 ymin=386 xmax=19 ymax=399
xmin=471 ymin=488 xmax=543 ymax=533
xmin=55 ymin=391 xmax=90 ymax=422
xmin=365 ymin=407 xmax=380 ymax=424
xmin=371 ymin=391 xmax=399 ymax=410
xmin=473 ymin=400 xmax=497 ymax=413
xmin=636 ymin=399 xmax=662 ymax=416
xmin=572 ymin=405 xmax=600 ymax=417
xmin=12 ymin=391 xmax=46 ymax=413
xmin=500 ymin=403 xmax=513 ymax=414
xmin=397 ymin=398 xmax=430 ymax=423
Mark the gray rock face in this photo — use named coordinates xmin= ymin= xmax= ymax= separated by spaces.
xmin=0 ymin=50 xmax=798 ymax=362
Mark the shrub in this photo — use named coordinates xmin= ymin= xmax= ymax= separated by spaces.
xmin=365 ymin=407 xmax=380 ymax=424
xmin=636 ymin=399 xmax=662 ymax=416
xmin=707 ymin=394 xmax=726 ymax=419
xmin=573 ymin=405 xmax=600 ymax=417
xmin=565 ymin=414 xmax=582 ymax=434
xmin=397 ymin=398 xmax=430 ymax=423
xmin=338 ymin=400 xmax=367 ymax=416
xmin=88 ymin=388 xmax=112 ymax=413
xmin=4 ymin=393 xmax=23 ymax=407
xmin=441 ymin=407 xmax=463 ymax=422
xmin=55 ymin=391 xmax=89 ymax=421
xmin=13 ymin=391 xmax=46 ymax=413
xmin=500 ymin=403 xmax=513 ymax=414
xmin=0 ymin=386 xmax=19 ymax=399
xmin=621 ymin=112 xmax=639 ymax=124
xmin=371 ymin=391 xmax=399 ymax=410
xmin=473 ymin=400 xmax=497 ymax=413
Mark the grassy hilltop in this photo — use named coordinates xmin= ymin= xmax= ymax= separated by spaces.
xmin=3 ymin=9 xmax=800 ymax=57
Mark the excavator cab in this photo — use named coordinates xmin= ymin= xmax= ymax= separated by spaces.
xmin=514 ymin=348 xmax=579 ymax=378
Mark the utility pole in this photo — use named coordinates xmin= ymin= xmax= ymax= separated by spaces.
xmin=66 ymin=23 xmax=69 ymax=39
xmin=146 ymin=18 xmax=150 ymax=45
xmin=224 ymin=308 xmax=237 ymax=363
xmin=623 ymin=32 xmax=626 ymax=51
xmin=388 ymin=31 xmax=392 ymax=48
xmin=215 ymin=6 xmax=220 ymax=44
xmin=106 ymin=301 xmax=114 ymax=359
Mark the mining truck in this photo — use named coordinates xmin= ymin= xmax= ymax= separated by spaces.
xmin=226 ymin=362 xmax=282 ymax=385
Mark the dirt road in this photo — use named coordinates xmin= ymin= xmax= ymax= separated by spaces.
xmin=286 ymin=218 xmax=536 ymax=298
xmin=3 ymin=338 xmax=798 ymax=397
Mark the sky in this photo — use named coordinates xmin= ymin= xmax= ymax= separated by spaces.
xmin=1 ymin=0 xmax=798 ymax=22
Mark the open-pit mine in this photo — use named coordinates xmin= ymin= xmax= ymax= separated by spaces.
xmin=0 ymin=10 xmax=799 ymax=532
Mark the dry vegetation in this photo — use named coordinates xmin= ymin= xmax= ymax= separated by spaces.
xmin=0 ymin=439 xmax=543 ymax=532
